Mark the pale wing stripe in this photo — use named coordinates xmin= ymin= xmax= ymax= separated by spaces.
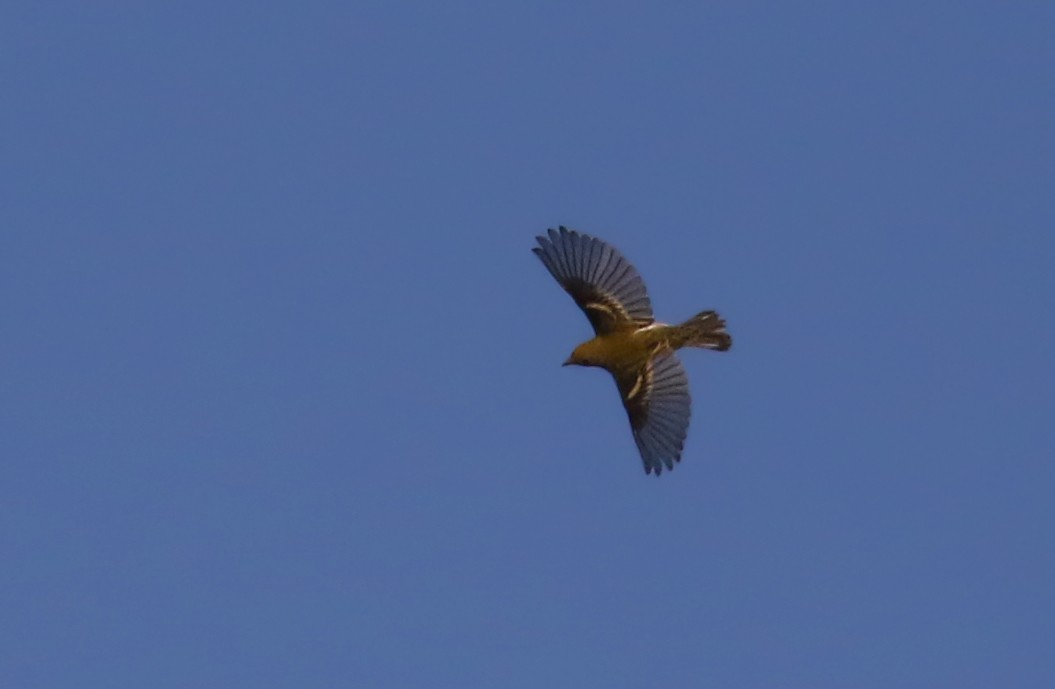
xmin=632 ymin=354 xmax=692 ymax=475
xmin=533 ymin=227 xmax=655 ymax=332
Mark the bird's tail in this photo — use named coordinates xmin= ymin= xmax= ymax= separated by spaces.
xmin=670 ymin=310 xmax=732 ymax=351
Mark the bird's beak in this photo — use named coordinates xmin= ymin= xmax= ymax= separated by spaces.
xmin=562 ymin=357 xmax=574 ymax=367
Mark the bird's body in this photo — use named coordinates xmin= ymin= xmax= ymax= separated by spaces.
xmin=533 ymin=226 xmax=731 ymax=475
xmin=568 ymin=319 xmax=725 ymax=371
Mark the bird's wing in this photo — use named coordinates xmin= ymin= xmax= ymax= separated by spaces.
xmin=533 ymin=226 xmax=654 ymax=335
xmin=615 ymin=353 xmax=692 ymax=475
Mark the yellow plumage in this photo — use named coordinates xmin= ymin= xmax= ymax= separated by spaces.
xmin=534 ymin=226 xmax=731 ymax=475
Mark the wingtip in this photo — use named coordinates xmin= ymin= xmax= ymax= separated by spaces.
xmin=646 ymin=455 xmax=680 ymax=477
xmin=544 ymin=225 xmax=594 ymax=244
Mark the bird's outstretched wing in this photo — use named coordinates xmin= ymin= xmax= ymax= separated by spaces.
xmin=615 ymin=353 xmax=692 ymax=475
xmin=533 ymin=226 xmax=654 ymax=335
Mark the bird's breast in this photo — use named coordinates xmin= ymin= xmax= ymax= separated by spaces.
xmin=593 ymin=327 xmax=670 ymax=372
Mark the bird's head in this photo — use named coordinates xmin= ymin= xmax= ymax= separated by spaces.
xmin=563 ymin=340 xmax=604 ymax=368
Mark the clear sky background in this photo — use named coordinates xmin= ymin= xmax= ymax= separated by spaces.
xmin=3 ymin=3 xmax=1053 ymax=687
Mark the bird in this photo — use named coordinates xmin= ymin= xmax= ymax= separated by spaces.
xmin=532 ymin=226 xmax=731 ymax=475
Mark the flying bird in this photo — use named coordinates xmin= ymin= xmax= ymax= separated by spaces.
xmin=533 ymin=226 xmax=731 ymax=475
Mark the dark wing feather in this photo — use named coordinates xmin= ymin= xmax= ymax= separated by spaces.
xmin=615 ymin=353 xmax=692 ymax=475
xmin=533 ymin=226 xmax=654 ymax=335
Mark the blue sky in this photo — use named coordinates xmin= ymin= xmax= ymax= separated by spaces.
xmin=3 ymin=2 xmax=1053 ymax=687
